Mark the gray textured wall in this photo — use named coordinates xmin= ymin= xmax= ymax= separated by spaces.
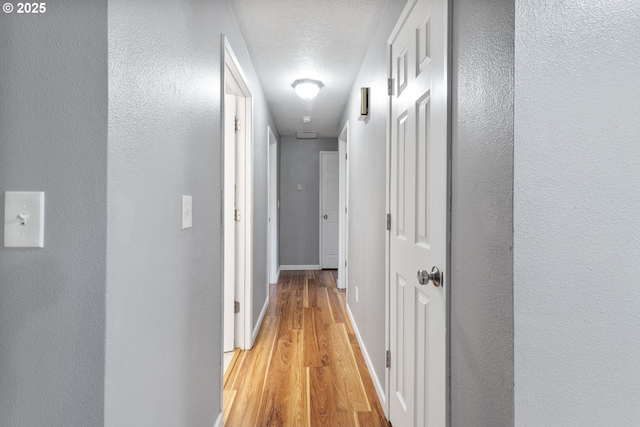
xmin=279 ymin=137 xmax=338 ymax=266
xmin=338 ymin=0 xmax=406 ymax=401
xmin=450 ymin=0 xmax=514 ymax=425
xmin=514 ymin=1 xmax=640 ymax=424
xmin=1 ymin=1 xmax=275 ymax=424
xmin=0 ymin=1 xmax=108 ymax=425
xmin=106 ymin=0 xmax=276 ymax=424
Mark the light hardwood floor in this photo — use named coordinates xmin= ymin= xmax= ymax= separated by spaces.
xmin=224 ymin=270 xmax=390 ymax=427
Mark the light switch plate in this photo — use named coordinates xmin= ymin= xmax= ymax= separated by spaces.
xmin=182 ymin=195 xmax=192 ymax=229
xmin=4 ymin=191 xmax=45 ymax=248
xmin=296 ymin=184 xmax=303 ymax=191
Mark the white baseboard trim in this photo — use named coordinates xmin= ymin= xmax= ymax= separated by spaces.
xmin=251 ymin=296 xmax=269 ymax=346
xmin=213 ymin=411 xmax=222 ymax=427
xmin=280 ymin=265 xmax=321 ymax=271
xmin=270 ymin=268 xmax=281 ymax=285
xmin=347 ymin=303 xmax=387 ymax=412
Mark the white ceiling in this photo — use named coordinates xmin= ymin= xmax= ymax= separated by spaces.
xmin=230 ymin=0 xmax=389 ymax=138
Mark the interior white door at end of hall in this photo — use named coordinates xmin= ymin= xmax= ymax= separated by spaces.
xmin=320 ymin=151 xmax=339 ymax=269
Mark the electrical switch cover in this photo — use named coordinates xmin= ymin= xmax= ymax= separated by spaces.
xmin=4 ymin=191 xmax=45 ymax=248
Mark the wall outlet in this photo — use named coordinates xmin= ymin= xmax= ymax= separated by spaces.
xmin=355 ymin=286 xmax=359 ymax=303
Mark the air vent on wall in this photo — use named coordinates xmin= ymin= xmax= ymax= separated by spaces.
xmin=296 ymin=131 xmax=318 ymax=139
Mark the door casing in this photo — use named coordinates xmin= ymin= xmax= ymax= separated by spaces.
xmin=338 ymin=122 xmax=349 ymax=289
xmin=268 ymin=126 xmax=279 ymax=284
xmin=222 ymin=35 xmax=254 ymax=352
xmin=223 ymin=92 xmax=237 ymax=352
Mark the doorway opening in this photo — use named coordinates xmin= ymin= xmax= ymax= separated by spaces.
xmin=223 ymin=36 xmax=254 ymax=367
xmin=386 ymin=0 xmax=450 ymax=424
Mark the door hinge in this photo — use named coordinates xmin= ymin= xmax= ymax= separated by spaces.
xmin=386 ymin=213 xmax=391 ymax=231
xmin=388 ymin=78 xmax=393 ymax=96
xmin=234 ymin=117 xmax=240 ymax=133
xmin=345 ymin=260 xmax=347 ymax=268
xmin=234 ymin=208 xmax=241 ymax=222
xmin=234 ymin=301 xmax=240 ymax=314
xmin=345 ymin=153 xmax=348 ymax=160
xmin=386 ymin=350 xmax=391 ymax=368
xmin=345 ymin=207 xmax=347 ymax=214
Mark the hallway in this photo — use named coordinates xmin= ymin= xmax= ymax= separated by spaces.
xmin=223 ymin=270 xmax=389 ymax=427
xmin=5 ymin=0 xmax=640 ymax=425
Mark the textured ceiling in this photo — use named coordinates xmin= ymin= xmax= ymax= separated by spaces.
xmin=230 ymin=0 xmax=388 ymax=138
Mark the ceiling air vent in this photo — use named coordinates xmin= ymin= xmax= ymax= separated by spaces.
xmin=296 ymin=131 xmax=318 ymax=139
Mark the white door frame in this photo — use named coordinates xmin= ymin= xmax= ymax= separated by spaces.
xmin=223 ymin=93 xmax=237 ymax=352
xmin=267 ymin=126 xmax=279 ymax=284
xmin=222 ymin=36 xmax=254 ymax=351
xmin=385 ymin=0 xmax=451 ymax=423
xmin=338 ymin=122 xmax=349 ymax=289
xmin=319 ymin=151 xmax=339 ymax=269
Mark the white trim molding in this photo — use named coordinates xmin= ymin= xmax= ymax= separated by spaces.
xmin=270 ymin=268 xmax=281 ymax=285
xmin=338 ymin=122 xmax=349 ymax=290
xmin=252 ymin=296 xmax=269 ymax=346
xmin=280 ymin=265 xmax=321 ymax=271
xmin=213 ymin=412 xmax=222 ymax=427
xmin=267 ymin=126 xmax=279 ymax=285
xmin=347 ymin=303 xmax=388 ymax=417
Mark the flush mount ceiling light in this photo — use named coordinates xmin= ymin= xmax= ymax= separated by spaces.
xmin=292 ymin=79 xmax=324 ymax=100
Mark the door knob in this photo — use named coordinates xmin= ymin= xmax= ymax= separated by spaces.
xmin=417 ymin=266 xmax=441 ymax=287
xmin=323 ymin=214 xmax=328 ymax=219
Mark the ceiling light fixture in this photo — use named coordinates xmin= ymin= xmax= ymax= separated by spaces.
xmin=292 ymin=79 xmax=324 ymax=100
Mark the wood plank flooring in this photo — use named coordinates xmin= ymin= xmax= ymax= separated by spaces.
xmin=224 ymin=270 xmax=389 ymax=427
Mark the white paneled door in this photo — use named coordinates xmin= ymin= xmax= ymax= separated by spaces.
xmin=388 ymin=0 xmax=448 ymax=425
xmin=320 ymin=151 xmax=339 ymax=269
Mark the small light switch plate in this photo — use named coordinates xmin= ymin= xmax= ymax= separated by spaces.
xmin=296 ymin=184 xmax=303 ymax=191
xmin=4 ymin=191 xmax=45 ymax=248
xmin=182 ymin=195 xmax=192 ymax=229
